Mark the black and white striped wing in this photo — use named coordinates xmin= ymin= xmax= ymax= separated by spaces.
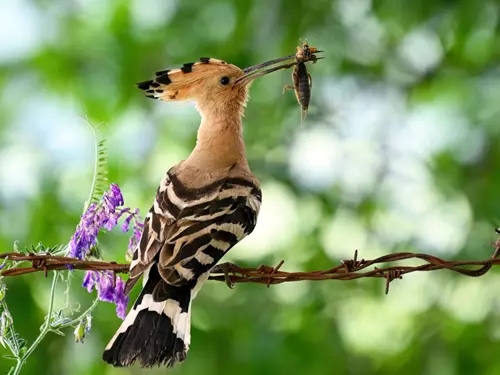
xmin=125 ymin=171 xmax=261 ymax=293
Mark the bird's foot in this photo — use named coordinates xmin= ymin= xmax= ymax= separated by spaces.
xmin=212 ymin=262 xmax=240 ymax=289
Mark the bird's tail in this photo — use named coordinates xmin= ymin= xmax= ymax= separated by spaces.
xmin=102 ymin=264 xmax=192 ymax=368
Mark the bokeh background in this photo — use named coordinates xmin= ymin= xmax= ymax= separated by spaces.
xmin=2 ymin=0 xmax=500 ymax=374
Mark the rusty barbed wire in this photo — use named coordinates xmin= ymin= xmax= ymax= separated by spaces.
xmin=1 ymin=228 xmax=500 ymax=294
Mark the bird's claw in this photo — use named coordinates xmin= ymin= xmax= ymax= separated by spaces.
xmin=212 ymin=262 xmax=240 ymax=289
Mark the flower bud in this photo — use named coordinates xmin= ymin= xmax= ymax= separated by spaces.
xmin=74 ymin=323 xmax=85 ymax=343
xmin=0 ymin=283 xmax=6 ymax=302
xmin=74 ymin=315 xmax=92 ymax=343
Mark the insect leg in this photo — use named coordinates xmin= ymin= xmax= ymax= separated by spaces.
xmin=282 ymin=84 xmax=295 ymax=94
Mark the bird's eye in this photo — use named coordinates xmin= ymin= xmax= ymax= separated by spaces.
xmin=220 ymin=76 xmax=230 ymax=85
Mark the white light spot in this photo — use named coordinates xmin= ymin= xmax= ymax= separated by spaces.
xmin=390 ymin=104 xmax=470 ymax=161
xmin=107 ymin=108 xmax=156 ymax=165
xmin=415 ymin=196 xmax=472 ymax=255
xmin=387 ymin=272 xmax=440 ymax=314
xmin=0 ymin=146 xmax=41 ymax=201
xmin=131 ymin=0 xmax=178 ymax=32
xmin=289 ymin=126 xmax=342 ymax=191
xmin=336 ymin=0 xmax=372 ymax=27
xmin=336 ymin=140 xmax=383 ymax=201
xmin=453 ymin=126 xmax=485 ymax=164
xmin=321 ymin=209 xmax=385 ymax=260
xmin=0 ymin=0 xmax=48 ymax=63
xmin=440 ymin=276 xmax=499 ymax=323
xmin=345 ymin=15 xmax=387 ymax=65
xmin=321 ymin=77 xmax=406 ymax=141
xmin=10 ymin=93 xmax=90 ymax=169
xmin=336 ymin=293 xmax=414 ymax=356
xmin=272 ymin=275 xmax=310 ymax=305
xmin=398 ymin=27 xmax=443 ymax=74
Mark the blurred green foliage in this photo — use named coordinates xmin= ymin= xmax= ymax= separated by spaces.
xmin=1 ymin=0 xmax=500 ymax=374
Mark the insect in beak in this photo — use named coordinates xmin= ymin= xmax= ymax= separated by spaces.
xmin=235 ymin=52 xmax=323 ymax=86
xmin=282 ymin=42 xmax=324 ymax=123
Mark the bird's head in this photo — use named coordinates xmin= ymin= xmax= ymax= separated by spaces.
xmin=137 ymin=57 xmax=295 ymax=113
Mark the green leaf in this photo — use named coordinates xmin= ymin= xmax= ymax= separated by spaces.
xmin=84 ymin=121 xmax=109 ymax=213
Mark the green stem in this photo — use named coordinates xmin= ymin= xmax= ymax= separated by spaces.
xmin=11 ymin=273 xmax=58 ymax=375
xmin=57 ymin=298 xmax=99 ymax=330
xmin=8 ymin=361 xmax=20 ymax=375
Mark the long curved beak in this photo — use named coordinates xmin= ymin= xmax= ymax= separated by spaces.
xmin=242 ymin=54 xmax=297 ymax=75
xmin=235 ymin=53 xmax=324 ymax=86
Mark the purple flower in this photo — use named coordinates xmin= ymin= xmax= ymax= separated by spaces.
xmin=114 ymin=277 xmax=128 ymax=319
xmin=82 ymin=270 xmax=97 ymax=293
xmin=102 ymin=214 xmax=119 ymax=232
xmin=69 ymin=183 xmax=142 ymax=319
xmin=69 ymin=203 xmax=100 ymax=260
xmin=69 ymin=184 xmax=141 ymax=260
xmin=82 ymin=271 xmax=98 ymax=293
xmin=101 ymin=185 xmax=127 ymax=231
xmin=121 ymin=208 xmax=136 ymax=232
xmin=108 ymin=184 xmax=124 ymax=207
xmin=82 ymin=270 xmax=129 ymax=320
xmin=97 ymin=272 xmax=115 ymax=303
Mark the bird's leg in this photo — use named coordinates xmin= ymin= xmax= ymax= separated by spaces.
xmin=211 ymin=262 xmax=241 ymax=289
xmin=282 ymin=84 xmax=294 ymax=94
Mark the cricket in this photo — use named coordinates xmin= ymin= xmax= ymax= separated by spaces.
xmin=283 ymin=40 xmax=323 ymax=122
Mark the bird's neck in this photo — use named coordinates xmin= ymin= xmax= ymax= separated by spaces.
xmin=185 ymin=102 xmax=248 ymax=170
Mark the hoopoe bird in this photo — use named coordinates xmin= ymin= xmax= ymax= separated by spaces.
xmin=102 ymin=56 xmax=299 ymax=368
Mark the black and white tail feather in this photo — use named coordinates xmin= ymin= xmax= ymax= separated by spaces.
xmin=102 ymin=167 xmax=261 ymax=368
